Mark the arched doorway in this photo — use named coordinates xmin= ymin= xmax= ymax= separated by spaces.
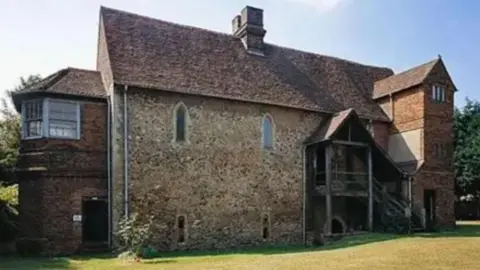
xmin=324 ymin=216 xmax=346 ymax=234
xmin=332 ymin=218 xmax=344 ymax=234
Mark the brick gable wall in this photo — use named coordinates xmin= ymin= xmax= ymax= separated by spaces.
xmin=382 ymin=60 xmax=455 ymax=228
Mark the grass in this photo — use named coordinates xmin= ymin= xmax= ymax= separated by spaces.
xmin=1 ymin=221 xmax=480 ymax=270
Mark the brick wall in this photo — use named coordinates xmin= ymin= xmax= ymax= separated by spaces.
xmin=384 ymin=60 xmax=455 ymax=228
xmin=17 ymin=99 xmax=108 ymax=255
xmin=371 ymin=121 xmax=389 ymax=151
xmin=417 ymin=61 xmax=455 ymax=228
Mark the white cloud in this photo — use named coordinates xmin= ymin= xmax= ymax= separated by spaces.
xmin=285 ymin=0 xmax=345 ymax=13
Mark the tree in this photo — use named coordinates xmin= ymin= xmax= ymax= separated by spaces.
xmin=0 ymin=74 xmax=42 ymax=184
xmin=454 ymin=98 xmax=480 ymax=199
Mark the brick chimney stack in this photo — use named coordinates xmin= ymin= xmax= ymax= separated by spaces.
xmin=232 ymin=6 xmax=267 ymax=55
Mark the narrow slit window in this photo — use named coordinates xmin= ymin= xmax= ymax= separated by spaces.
xmin=433 ymin=143 xmax=439 ymax=158
xmin=262 ymin=214 xmax=270 ymax=239
xmin=174 ymin=103 xmax=188 ymax=142
xmin=177 ymin=215 xmax=186 ymax=243
xmin=262 ymin=115 xmax=274 ymax=149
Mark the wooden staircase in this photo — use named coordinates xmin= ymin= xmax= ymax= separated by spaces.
xmin=373 ymin=179 xmax=424 ymax=233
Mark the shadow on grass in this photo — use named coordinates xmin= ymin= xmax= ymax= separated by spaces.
xmin=414 ymin=223 xmax=480 ymax=238
xmin=146 ymin=223 xmax=480 ymax=263
xmin=145 ymin=233 xmax=402 ymax=264
xmin=0 ymin=257 xmax=72 ymax=270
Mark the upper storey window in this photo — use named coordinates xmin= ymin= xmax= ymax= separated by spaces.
xmin=432 ymin=85 xmax=446 ymax=103
xmin=23 ymin=100 xmax=43 ymax=138
xmin=21 ymin=99 xmax=80 ymax=140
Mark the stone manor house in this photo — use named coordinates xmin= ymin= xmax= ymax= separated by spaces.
xmin=12 ymin=6 xmax=456 ymax=254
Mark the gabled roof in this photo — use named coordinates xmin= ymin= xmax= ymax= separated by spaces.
xmin=305 ymin=108 xmax=354 ymax=144
xmin=100 ymin=6 xmax=393 ymax=121
xmin=373 ymin=58 xmax=439 ymax=99
xmin=304 ymin=108 xmax=406 ymax=178
xmin=13 ymin=67 xmax=106 ymax=99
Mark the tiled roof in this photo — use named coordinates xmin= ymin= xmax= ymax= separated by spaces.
xmin=305 ymin=108 xmax=355 ymax=144
xmin=14 ymin=68 xmax=106 ymax=98
xmin=100 ymin=7 xmax=393 ymax=121
xmin=373 ymin=59 xmax=439 ymax=99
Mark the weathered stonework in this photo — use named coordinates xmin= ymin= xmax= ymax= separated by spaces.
xmin=118 ymin=87 xmax=323 ymax=250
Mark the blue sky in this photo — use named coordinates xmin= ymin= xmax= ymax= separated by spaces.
xmin=1 ymin=0 xmax=478 ymax=108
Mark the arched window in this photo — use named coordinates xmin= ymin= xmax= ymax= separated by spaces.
xmin=262 ymin=114 xmax=274 ymax=149
xmin=174 ymin=103 xmax=188 ymax=142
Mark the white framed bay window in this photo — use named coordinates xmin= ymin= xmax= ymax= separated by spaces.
xmin=21 ymin=99 xmax=81 ymax=140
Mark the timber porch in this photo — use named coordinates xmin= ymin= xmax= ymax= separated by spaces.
xmin=304 ymin=109 xmax=422 ymax=239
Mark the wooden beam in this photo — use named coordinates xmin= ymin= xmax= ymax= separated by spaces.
xmin=325 ymin=145 xmax=332 ymax=235
xmin=367 ymin=146 xmax=373 ymax=231
xmin=332 ymin=140 xmax=368 ymax=147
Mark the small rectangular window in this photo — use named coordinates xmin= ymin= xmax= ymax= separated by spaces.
xmin=23 ymin=100 xmax=43 ymax=138
xmin=48 ymin=101 xmax=79 ymax=139
xmin=432 ymin=85 xmax=446 ymax=104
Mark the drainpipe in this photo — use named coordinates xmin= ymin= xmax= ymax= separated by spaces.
xmin=302 ymin=145 xmax=307 ymax=246
xmin=123 ymin=85 xmax=129 ymax=218
xmin=302 ymin=141 xmax=320 ymax=246
xmin=107 ymin=95 xmax=112 ymax=248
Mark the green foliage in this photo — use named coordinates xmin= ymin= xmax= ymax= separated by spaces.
xmin=0 ymin=185 xmax=18 ymax=242
xmin=454 ymin=99 xmax=480 ymax=199
xmin=115 ymin=213 xmax=155 ymax=258
xmin=0 ymin=184 xmax=18 ymax=206
xmin=0 ymin=74 xmax=42 ymax=185
xmin=0 ymin=74 xmax=41 ymax=241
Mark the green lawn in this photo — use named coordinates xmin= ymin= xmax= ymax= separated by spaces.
xmin=2 ymin=221 xmax=480 ymax=270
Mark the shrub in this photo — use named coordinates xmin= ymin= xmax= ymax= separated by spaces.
xmin=0 ymin=184 xmax=18 ymax=242
xmin=115 ymin=213 xmax=154 ymax=258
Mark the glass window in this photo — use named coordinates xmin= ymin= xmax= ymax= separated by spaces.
xmin=22 ymin=99 xmax=80 ymax=139
xmin=23 ymin=100 xmax=43 ymax=138
xmin=48 ymin=101 xmax=78 ymax=138
xmin=262 ymin=115 xmax=274 ymax=149
xmin=175 ymin=104 xmax=187 ymax=142
xmin=432 ymin=85 xmax=446 ymax=103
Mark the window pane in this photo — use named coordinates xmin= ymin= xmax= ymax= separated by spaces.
xmin=176 ymin=106 xmax=186 ymax=141
xmin=25 ymin=100 xmax=43 ymax=120
xmin=432 ymin=86 xmax=436 ymax=101
xmin=49 ymin=120 xmax=77 ymax=138
xmin=49 ymin=101 xmax=77 ymax=121
xmin=26 ymin=120 xmax=42 ymax=137
xmin=47 ymin=101 xmax=78 ymax=139
xmin=263 ymin=116 xmax=273 ymax=148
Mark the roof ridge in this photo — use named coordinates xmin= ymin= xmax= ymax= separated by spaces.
xmin=100 ymin=5 xmax=234 ymax=38
xmin=100 ymin=6 xmax=392 ymax=71
xmin=67 ymin=67 xmax=100 ymax=73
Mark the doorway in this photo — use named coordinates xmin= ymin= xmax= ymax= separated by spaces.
xmin=82 ymin=197 xmax=108 ymax=243
xmin=424 ymin=189 xmax=436 ymax=231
